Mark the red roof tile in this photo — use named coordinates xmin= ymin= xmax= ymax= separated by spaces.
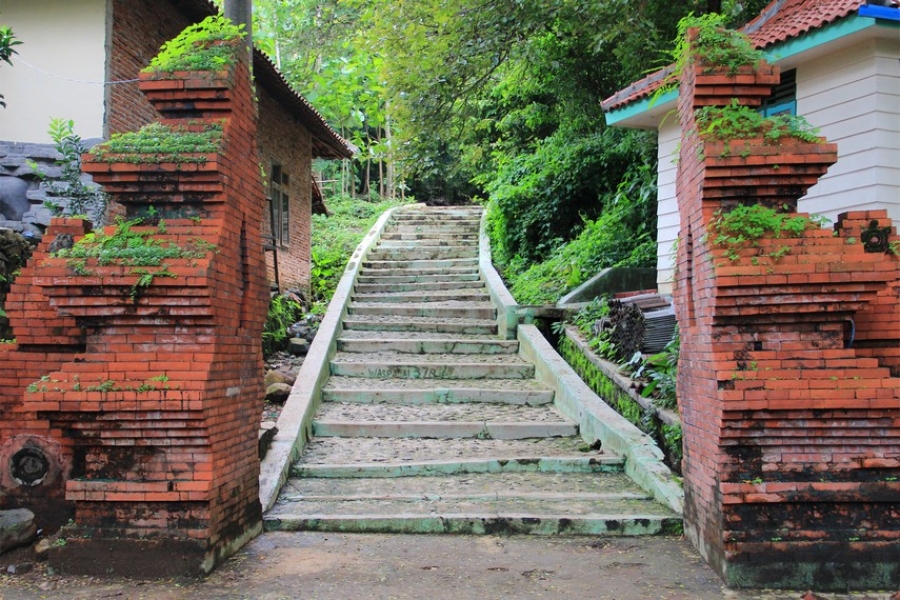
xmin=601 ymin=0 xmax=864 ymax=112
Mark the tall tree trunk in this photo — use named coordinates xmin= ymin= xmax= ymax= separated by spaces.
xmin=385 ymin=100 xmax=395 ymax=199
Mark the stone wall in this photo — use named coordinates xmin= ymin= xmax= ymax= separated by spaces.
xmin=673 ymin=40 xmax=900 ymax=590
xmin=0 ymin=141 xmax=101 ymax=238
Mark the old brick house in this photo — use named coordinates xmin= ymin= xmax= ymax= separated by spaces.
xmin=0 ymin=0 xmax=352 ymax=293
xmin=602 ymin=0 xmax=900 ymax=295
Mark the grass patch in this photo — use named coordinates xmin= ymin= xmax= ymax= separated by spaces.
xmin=310 ymin=194 xmax=411 ymax=306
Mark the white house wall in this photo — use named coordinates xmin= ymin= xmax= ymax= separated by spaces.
xmin=0 ymin=0 xmax=108 ymax=143
xmin=796 ymin=37 xmax=900 ymax=223
xmin=656 ymin=119 xmax=680 ymax=296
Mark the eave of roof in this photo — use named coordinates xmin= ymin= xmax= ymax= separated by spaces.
xmin=252 ymin=51 xmax=354 ymax=160
xmin=601 ymin=0 xmax=875 ymax=121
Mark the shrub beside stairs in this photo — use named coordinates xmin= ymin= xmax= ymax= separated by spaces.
xmin=262 ymin=205 xmax=682 ymax=536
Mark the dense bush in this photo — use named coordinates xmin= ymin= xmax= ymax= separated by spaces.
xmin=494 ymin=157 xmax=658 ymax=305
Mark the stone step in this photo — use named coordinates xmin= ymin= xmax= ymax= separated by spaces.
xmin=329 ymin=353 xmax=535 ymax=379
xmin=354 ymin=280 xmax=485 ymax=293
xmin=380 ymin=232 xmax=478 ymax=241
xmin=363 ymin=257 xmax=478 ymax=270
xmin=322 ymin=376 xmax=555 ymax=405
xmin=367 ymin=248 xmax=478 ymax=261
xmin=377 ymin=240 xmax=477 ymax=249
xmin=264 ymin=511 xmax=679 ymax=536
xmin=391 ymin=215 xmax=482 ymax=223
xmin=347 ymin=302 xmax=496 ymax=320
xmin=342 ymin=315 xmax=498 ymax=335
xmin=312 ymin=402 xmax=576 ymax=439
xmin=356 ymin=273 xmax=481 ymax=285
xmin=265 ymin=471 xmax=677 ymax=536
xmin=292 ymin=436 xmax=621 ymax=477
xmin=277 ymin=472 xmax=647 ymax=501
xmin=389 ymin=227 xmax=481 ymax=236
xmin=336 ymin=336 xmax=518 ymax=355
xmin=357 ymin=266 xmax=479 ymax=278
xmin=351 ymin=290 xmax=492 ymax=304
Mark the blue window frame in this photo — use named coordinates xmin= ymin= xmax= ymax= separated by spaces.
xmin=760 ymin=69 xmax=797 ymax=116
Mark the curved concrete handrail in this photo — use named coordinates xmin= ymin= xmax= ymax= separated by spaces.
xmin=258 ymin=203 xmax=416 ymax=511
xmin=478 ymin=209 xmax=518 ymax=340
xmin=517 ymin=325 xmax=684 ymax=515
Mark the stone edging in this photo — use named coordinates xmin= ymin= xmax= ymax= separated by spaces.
xmin=517 ymin=324 xmax=684 ymax=515
xmin=258 ymin=203 xmax=417 ymax=511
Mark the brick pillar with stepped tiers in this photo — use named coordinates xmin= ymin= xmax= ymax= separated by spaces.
xmin=0 ymin=35 xmax=267 ymax=577
xmin=673 ymin=33 xmax=900 ymax=590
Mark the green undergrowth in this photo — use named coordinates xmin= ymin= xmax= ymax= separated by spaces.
xmin=143 ymin=15 xmax=245 ymax=74
xmin=709 ymin=204 xmax=828 ymax=263
xmin=262 ymin=294 xmax=306 ymax=357
xmin=89 ymin=121 xmax=224 ymax=164
xmin=495 ymin=163 xmax=656 ymax=305
xmin=559 ymin=335 xmax=683 ymax=472
xmin=51 ymin=216 xmax=215 ymax=299
xmin=696 ymin=100 xmax=821 ymax=146
xmin=311 ymin=194 xmax=411 ymax=306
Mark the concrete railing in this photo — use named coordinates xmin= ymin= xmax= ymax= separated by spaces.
xmin=517 ymin=325 xmax=684 ymax=515
xmin=478 ymin=210 xmax=518 ymax=340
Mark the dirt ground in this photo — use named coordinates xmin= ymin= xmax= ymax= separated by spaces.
xmin=1 ymin=532 xmax=897 ymax=600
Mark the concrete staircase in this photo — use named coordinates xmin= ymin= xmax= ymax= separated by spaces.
xmin=264 ymin=205 xmax=680 ymax=535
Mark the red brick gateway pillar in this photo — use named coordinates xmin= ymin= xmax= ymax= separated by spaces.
xmin=0 ymin=30 xmax=267 ymax=576
xmin=673 ymin=34 xmax=900 ymax=590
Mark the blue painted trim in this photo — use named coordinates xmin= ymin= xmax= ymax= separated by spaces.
xmin=859 ymin=5 xmax=900 ymax=22
xmin=605 ymin=89 xmax=677 ymax=126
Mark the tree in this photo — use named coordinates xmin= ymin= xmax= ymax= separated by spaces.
xmin=0 ymin=25 xmax=22 ymax=108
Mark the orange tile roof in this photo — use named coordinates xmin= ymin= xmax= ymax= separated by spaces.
xmin=601 ymin=0 xmax=865 ymax=112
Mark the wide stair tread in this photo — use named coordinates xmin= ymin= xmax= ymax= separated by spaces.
xmin=342 ymin=314 xmax=498 ymax=334
xmin=266 ymin=472 xmax=677 ymax=535
xmin=352 ymin=289 xmax=491 ymax=303
xmin=322 ymin=376 xmax=555 ymax=405
xmin=312 ymin=402 xmax=577 ymax=438
xmin=294 ymin=436 xmax=615 ymax=470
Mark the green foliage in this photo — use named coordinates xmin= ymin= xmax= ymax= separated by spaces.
xmin=571 ymin=298 xmax=610 ymax=337
xmin=52 ymin=216 xmax=213 ymax=300
xmin=632 ymin=328 xmax=679 ymax=410
xmin=661 ymin=423 xmax=684 ymax=466
xmin=311 ymin=195 xmax=410 ymax=304
xmin=0 ymin=24 xmax=22 ymax=108
xmin=695 ymin=100 xmax=821 ymax=144
xmin=262 ymin=293 xmax=306 ymax=356
xmin=31 ymin=118 xmax=107 ymax=223
xmin=89 ymin=121 xmax=223 ymax=163
xmin=495 ymin=157 xmax=657 ymax=304
xmin=709 ymin=204 xmax=828 ymax=262
xmin=52 ymin=217 xmax=213 ymax=267
xmin=559 ymin=334 xmax=682 ymax=470
xmin=143 ymin=15 xmax=245 ymax=73
xmin=674 ymin=12 xmax=763 ymax=75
